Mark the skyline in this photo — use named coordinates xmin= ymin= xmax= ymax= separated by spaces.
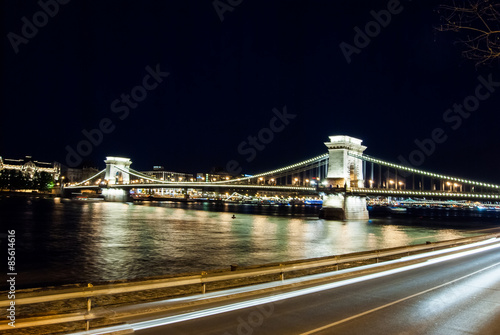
xmin=2 ymin=0 xmax=500 ymax=182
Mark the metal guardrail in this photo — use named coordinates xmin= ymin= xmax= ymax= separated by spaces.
xmin=1 ymin=233 xmax=498 ymax=331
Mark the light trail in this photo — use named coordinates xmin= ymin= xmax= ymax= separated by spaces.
xmin=300 ymin=260 xmax=500 ymax=334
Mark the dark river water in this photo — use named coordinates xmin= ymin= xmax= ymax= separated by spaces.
xmin=1 ymin=196 xmax=498 ymax=289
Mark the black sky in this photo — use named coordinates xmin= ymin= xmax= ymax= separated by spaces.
xmin=2 ymin=0 xmax=500 ymax=182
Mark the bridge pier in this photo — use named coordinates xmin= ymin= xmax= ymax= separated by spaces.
xmin=102 ymin=188 xmax=131 ymax=202
xmin=320 ymin=193 xmax=369 ymax=220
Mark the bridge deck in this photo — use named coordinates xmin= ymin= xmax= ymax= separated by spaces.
xmin=350 ymin=188 xmax=500 ymax=201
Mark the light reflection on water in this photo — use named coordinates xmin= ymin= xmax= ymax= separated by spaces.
xmin=0 ymin=198 xmax=491 ymax=288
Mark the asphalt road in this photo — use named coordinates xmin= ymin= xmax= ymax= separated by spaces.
xmin=134 ymin=243 xmax=500 ymax=335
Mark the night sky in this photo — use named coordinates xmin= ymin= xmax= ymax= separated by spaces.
xmin=2 ymin=0 xmax=500 ymax=182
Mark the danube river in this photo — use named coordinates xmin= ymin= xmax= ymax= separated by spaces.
xmin=0 ymin=196 xmax=497 ymax=289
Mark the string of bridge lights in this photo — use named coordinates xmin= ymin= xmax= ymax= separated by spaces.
xmin=70 ymin=169 xmax=106 ymax=187
xmin=67 ymin=154 xmax=329 ymax=188
xmin=85 ymin=165 xmax=316 ymax=191
xmin=213 ymin=153 xmax=330 ymax=184
xmin=348 ymin=152 xmax=500 ymax=189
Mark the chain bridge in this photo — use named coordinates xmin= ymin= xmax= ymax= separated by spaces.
xmin=64 ymin=135 xmax=500 ymax=219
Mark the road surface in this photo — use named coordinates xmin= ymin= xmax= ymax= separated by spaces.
xmin=132 ymin=243 xmax=500 ymax=335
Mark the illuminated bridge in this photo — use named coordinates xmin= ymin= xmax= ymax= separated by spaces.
xmin=64 ymin=135 xmax=500 ymax=219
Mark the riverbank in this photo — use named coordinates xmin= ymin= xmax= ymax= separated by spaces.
xmin=0 ymin=190 xmax=58 ymax=198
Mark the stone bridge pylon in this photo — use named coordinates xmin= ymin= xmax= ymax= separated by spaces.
xmin=102 ymin=156 xmax=132 ymax=201
xmin=320 ymin=135 xmax=369 ymax=220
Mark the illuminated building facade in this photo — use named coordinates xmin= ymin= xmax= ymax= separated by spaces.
xmin=0 ymin=156 xmax=61 ymax=180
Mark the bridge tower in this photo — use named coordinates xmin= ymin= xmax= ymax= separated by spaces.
xmin=321 ymin=135 xmax=369 ymax=220
xmin=324 ymin=135 xmax=366 ymax=188
xmin=104 ymin=157 xmax=132 ymax=185
xmin=103 ymin=157 xmax=132 ymax=202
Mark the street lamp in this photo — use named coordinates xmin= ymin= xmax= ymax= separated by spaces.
xmin=389 ymin=180 xmax=394 ymax=189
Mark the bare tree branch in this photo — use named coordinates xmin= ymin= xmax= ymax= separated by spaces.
xmin=437 ymin=0 xmax=500 ymax=66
